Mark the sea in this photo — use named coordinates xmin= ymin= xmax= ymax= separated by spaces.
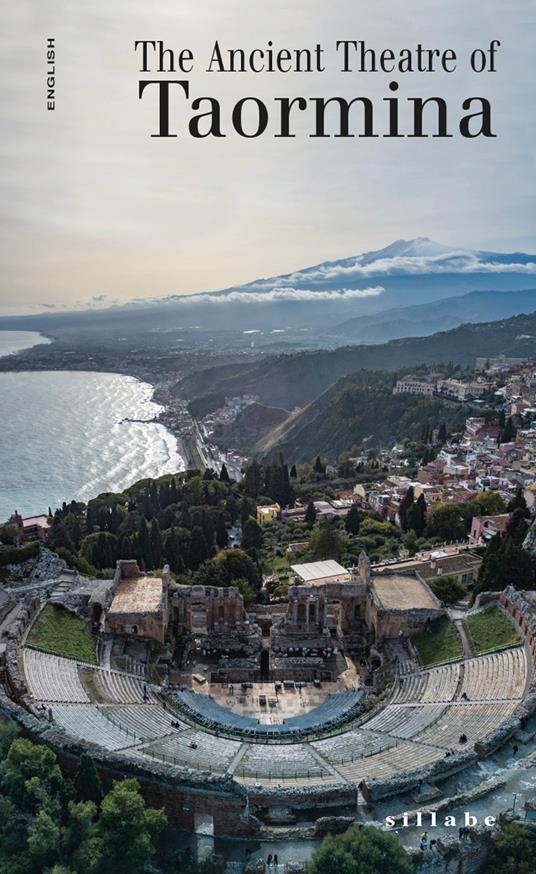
xmin=0 ymin=331 xmax=184 ymax=520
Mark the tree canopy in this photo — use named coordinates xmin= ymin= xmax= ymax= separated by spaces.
xmin=486 ymin=822 xmax=536 ymax=874
xmin=0 ymin=738 xmax=166 ymax=874
xmin=306 ymin=825 xmax=413 ymax=874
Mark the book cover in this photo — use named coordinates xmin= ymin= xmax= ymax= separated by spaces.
xmin=0 ymin=2 xmax=535 ymax=872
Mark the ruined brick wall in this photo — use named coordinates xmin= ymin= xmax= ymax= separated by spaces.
xmin=374 ymin=607 xmax=444 ymax=640
xmin=498 ymin=587 xmax=536 ymax=674
xmin=246 ymin=782 xmax=356 ymax=811
xmin=173 ymin=585 xmax=246 ymax=632
xmin=105 ymin=609 xmax=167 ymax=645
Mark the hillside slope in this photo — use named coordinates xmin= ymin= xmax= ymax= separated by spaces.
xmin=212 ymin=402 xmax=289 ymax=450
xmin=255 ymin=371 xmax=470 ymax=462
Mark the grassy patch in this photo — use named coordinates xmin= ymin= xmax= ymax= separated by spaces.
xmin=262 ymin=552 xmax=291 ymax=575
xmin=79 ymin=667 xmax=106 ymax=702
xmin=412 ymin=617 xmax=463 ymax=668
xmin=27 ymin=604 xmax=97 ymax=664
xmin=465 ymin=605 xmax=521 ymax=655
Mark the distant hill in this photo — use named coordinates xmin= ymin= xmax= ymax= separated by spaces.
xmin=332 ymin=288 xmax=536 ymax=344
xmin=178 ymin=310 xmax=536 ymax=414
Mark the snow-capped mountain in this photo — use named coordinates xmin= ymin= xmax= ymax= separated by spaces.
xmin=232 ymin=237 xmax=536 ymax=297
xmin=146 ymin=238 xmax=536 ymax=309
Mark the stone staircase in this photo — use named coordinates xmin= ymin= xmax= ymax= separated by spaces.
xmin=386 ymin=638 xmax=420 ymax=676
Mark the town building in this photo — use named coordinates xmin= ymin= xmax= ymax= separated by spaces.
xmin=256 ymin=503 xmax=280 ymax=524
xmin=4 ymin=511 xmax=51 ymax=543
xmin=290 ymin=559 xmax=351 ymax=586
xmin=469 ymin=514 xmax=511 ymax=545
xmin=393 ymin=376 xmax=435 ymax=397
xmin=375 ymin=549 xmax=482 ymax=589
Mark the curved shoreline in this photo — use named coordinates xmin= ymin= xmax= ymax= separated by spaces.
xmin=0 ymin=330 xmax=52 ymax=359
xmin=0 ymin=369 xmax=187 ymax=518
xmin=0 ymin=333 xmax=238 ymax=478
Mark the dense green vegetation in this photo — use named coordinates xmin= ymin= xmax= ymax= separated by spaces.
xmin=45 ymin=461 xmax=307 ymax=600
xmin=306 ymin=823 xmax=412 ymax=874
xmin=428 ymin=574 xmax=468 ymax=606
xmin=0 ymin=542 xmax=40 ymax=567
xmin=46 ymin=470 xmax=258 ymax=582
xmin=412 ymin=617 xmax=463 ymax=668
xmin=486 ymin=821 xmax=536 ymax=874
xmin=476 ymin=532 xmax=534 ymax=595
xmin=257 ymin=370 xmax=470 ymax=462
xmin=473 ymin=489 xmax=534 ymax=596
xmin=465 ymin=606 xmax=521 ymax=655
xmin=27 ymin=605 xmax=97 ymax=664
xmin=0 ymin=732 xmax=170 ymax=874
xmin=0 ymin=730 xmax=228 ymax=874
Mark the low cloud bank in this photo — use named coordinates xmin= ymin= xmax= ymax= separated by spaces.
xmin=169 ymin=285 xmax=385 ymax=304
xmin=247 ymin=253 xmax=536 ymax=290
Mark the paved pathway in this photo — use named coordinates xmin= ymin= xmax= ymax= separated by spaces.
xmin=456 ymin=620 xmax=473 ymax=659
xmin=448 ymin=609 xmax=473 ymax=659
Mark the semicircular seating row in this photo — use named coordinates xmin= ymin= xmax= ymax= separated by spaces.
xmin=21 ymin=645 xmax=527 ymax=785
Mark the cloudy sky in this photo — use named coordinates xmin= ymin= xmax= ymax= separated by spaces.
xmin=1 ymin=0 xmax=535 ymax=315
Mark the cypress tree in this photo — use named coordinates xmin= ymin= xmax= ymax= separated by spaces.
xmin=242 ymin=517 xmax=263 ymax=555
xmin=345 ymin=506 xmax=360 ymax=535
xmin=137 ymin=518 xmax=152 ymax=568
xmin=314 ymin=456 xmax=325 ymax=475
xmin=150 ymin=519 xmax=163 ymax=569
xmin=96 ymin=532 xmax=108 ymax=569
xmin=118 ymin=534 xmax=132 ymax=559
xmin=73 ymin=752 xmax=103 ymax=805
xmin=188 ymin=526 xmax=209 ymax=570
xmin=399 ymin=486 xmax=415 ymax=532
xmin=216 ymin=514 xmax=229 ymax=548
xmin=305 ymin=501 xmax=317 ymax=526
xmin=411 ymin=493 xmax=427 ymax=537
xmin=437 ymin=423 xmax=447 ymax=444
xmin=244 ymin=460 xmax=263 ymax=498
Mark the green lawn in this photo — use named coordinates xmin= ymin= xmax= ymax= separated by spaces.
xmin=263 ymin=552 xmax=291 ymax=575
xmin=27 ymin=604 xmax=97 ymax=664
xmin=79 ymin=667 xmax=106 ymax=702
xmin=412 ymin=617 xmax=463 ymax=668
xmin=465 ymin=606 xmax=521 ymax=655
